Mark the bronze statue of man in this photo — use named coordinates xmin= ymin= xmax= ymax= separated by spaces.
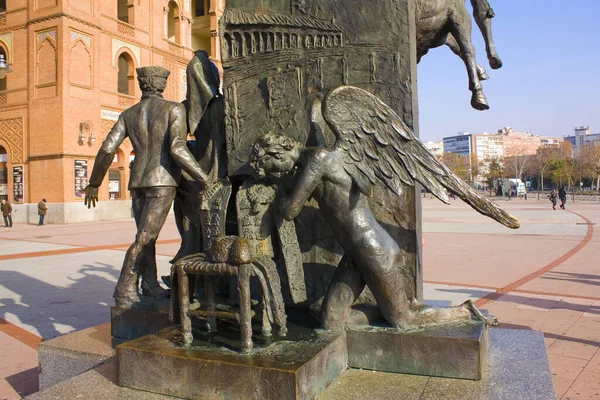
xmin=84 ymin=66 xmax=209 ymax=307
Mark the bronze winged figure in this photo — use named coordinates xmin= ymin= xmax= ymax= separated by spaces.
xmin=251 ymin=86 xmax=519 ymax=331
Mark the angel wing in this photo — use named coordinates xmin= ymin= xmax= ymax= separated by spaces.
xmin=322 ymin=86 xmax=519 ymax=229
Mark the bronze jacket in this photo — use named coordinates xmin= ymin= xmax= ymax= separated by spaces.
xmin=89 ymin=94 xmax=207 ymax=189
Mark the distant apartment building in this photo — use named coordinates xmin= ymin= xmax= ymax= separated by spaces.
xmin=443 ymin=127 xmax=563 ymax=183
xmin=443 ymin=133 xmax=472 ymax=157
xmin=563 ymin=126 xmax=600 ymax=154
xmin=423 ymin=141 xmax=443 ymax=159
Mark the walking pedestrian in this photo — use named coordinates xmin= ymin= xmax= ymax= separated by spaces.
xmin=548 ymin=189 xmax=557 ymax=210
xmin=558 ymin=186 xmax=567 ymax=210
xmin=1 ymin=199 xmax=12 ymax=227
xmin=38 ymin=199 xmax=47 ymax=225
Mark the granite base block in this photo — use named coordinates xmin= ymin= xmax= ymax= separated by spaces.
xmin=110 ymin=297 xmax=172 ymax=342
xmin=321 ymin=328 xmax=555 ymax=400
xmin=347 ymin=320 xmax=488 ymax=380
xmin=27 ymin=328 xmax=554 ymax=400
xmin=38 ymin=322 xmax=115 ymax=389
xmin=116 ymin=326 xmax=347 ymax=400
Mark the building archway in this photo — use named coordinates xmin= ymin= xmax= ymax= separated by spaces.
xmin=167 ymin=1 xmax=181 ymax=43
xmin=0 ymin=1 xmax=6 ymax=13
xmin=0 ymin=146 xmax=7 ymax=201
xmin=0 ymin=47 xmax=7 ymax=92
xmin=117 ymin=0 xmax=129 ymax=23
xmin=117 ymin=52 xmax=134 ymax=95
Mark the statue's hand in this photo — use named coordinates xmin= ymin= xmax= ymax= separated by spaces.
xmin=84 ymin=185 xmax=99 ymax=209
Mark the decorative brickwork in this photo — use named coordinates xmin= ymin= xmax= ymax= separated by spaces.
xmin=118 ymin=94 xmax=136 ymax=108
xmin=0 ymin=118 xmax=24 ymax=163
xmin=117 ymin=21 xmax=135 ymax=38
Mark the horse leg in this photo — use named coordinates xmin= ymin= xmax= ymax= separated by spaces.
xmin=470 ymin=0 xmax=503 ymax=69
xmin=449 ymin=11 xmax=489 ymax=111
xmin=445 ymin=34 xmax=489 ymax=81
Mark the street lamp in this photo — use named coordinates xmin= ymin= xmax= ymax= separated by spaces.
xmin=0 ymin=54 xmax=12 ymax=79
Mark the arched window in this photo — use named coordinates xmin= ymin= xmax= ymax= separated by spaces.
xmin=0 ymin=48 xmax=6 ymax=92
xmin=0 ymin=1 xmax=6 ymax=13
xmin=117 ymin=0 xmax=129 ymax=23
xmin=0 ymin=146 xmax=7 ymax=202
xmin=192 ymin=0 xmax=205 ymax=17
xmin=167 ymin=1 xmax=181 ymax=43
xmin=117 ymin=52 xmax=134 ymax=95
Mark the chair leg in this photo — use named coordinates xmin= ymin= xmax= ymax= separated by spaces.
xmin=238 ymin=264 xmax=253 ymax=353
xmin=205 ymin=276 xmax=217 ymax=332
xmin=177 ymin=265 xmax=193 ymax=346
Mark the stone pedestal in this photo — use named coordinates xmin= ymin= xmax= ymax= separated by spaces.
xmin=347 ymin=321 xmax=488 ymax=380
xmin=116 ymin=326 xmax=347 ymax=400
xmin=110 ymin=297 xmax=171 ymax=342
xmin=27 ymin=328 xmax=555 ymax=400
xmin=38 ymin=322 xmax=114 ymax=389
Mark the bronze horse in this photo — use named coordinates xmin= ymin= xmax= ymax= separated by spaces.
xmin=416 ymin=0 xmax=503 ymax=110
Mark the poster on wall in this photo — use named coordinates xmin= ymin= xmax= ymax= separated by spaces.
xmin=74 ymin=160 xmax=88 ymax=199
xmin=12 ymin=166 xmax=23 ymax=203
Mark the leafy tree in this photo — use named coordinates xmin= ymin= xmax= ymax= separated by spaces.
xmin=442 ymin=152 xmax=470 ymax=181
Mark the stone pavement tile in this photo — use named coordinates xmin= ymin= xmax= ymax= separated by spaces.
xmin=562 ymin=352 xmax=600 ymax=400
xmin=0 ymin=241 xmax=77 ymax=257
xmin=4 ymin=369 xmax=38 ymax=399
xmin=423 ymin=233 xmax=580 ymax=289
xmin=547 ymin=354 xmax=587 ymax=384
xmin=547 ymin=337 xmax=599 ymax=361
xmin=554 ymin=376 xmax=577 ymax=400
xmin=0 ymin=250 xmax=171 ymax=339
xmin=0 ymin=332 xmax=38 ymax=379
xmin=582 ymin=301 xmax=600 ymax=318
xmin=422 ymin=283 xmax=494 ymax=306
xmin=517 ymin=296 xmax=563 ymax=311
xmin=0 ymin=378 xmax=21 ymax=400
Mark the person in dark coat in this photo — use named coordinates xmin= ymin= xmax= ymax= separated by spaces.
xmin=558 ymin=186 xmax=567 ymax=210
xmin=548 ymin=190 xmax=557 ymax=210
xmin=84 ymin=66 xmax=209 ymax=307
xmin=38 ymin=199 xmax=47 ymax=225
xmin=1 ymin=199 xmax=12 ymax=227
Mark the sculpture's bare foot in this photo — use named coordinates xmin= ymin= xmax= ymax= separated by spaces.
xmin=471 ymin=92 xmax=490 ymax=111
xmin=489 ymin=55 xmax=503 ymax=70
xmin=462 ymin=300 xmax=500 ymax=327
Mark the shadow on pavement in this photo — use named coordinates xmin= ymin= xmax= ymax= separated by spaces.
xmin=0 ymin=263 xmax=120 ymax=339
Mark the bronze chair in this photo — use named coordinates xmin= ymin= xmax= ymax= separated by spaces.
xmin=170 ymin=236 xmax=287 ymax=353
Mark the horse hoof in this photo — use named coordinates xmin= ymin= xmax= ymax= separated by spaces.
xmin=471 ymin=94 xmax=489 ymax=111
xmin=489 ymin=56 xmax=503 ymax=69
xmin=478 ymin=71 xmax=490 ymax=81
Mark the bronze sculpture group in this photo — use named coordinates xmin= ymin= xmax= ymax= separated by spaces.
xmin=84 ymin=0 xmax=511 ymax=348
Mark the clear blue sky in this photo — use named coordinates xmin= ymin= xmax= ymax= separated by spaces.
xmin=417 ymin=0 xmax=600 ymax=142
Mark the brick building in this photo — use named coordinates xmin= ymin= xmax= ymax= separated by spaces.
xmin=0 ymin=0 xmax=222 ymax=223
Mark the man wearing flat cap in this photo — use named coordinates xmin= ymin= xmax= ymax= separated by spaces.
xmin=85 ymin=65 xmax=209 ymax=307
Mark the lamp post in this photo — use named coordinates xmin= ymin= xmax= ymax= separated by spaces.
xmin=0 ymin=54 xmax=12 ymax=79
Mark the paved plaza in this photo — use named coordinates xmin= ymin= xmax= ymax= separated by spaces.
xmin=0 ymin=197 xmax=599 ymax=399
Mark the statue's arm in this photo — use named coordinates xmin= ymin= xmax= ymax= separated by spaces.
xmin=281 ymin=153 xmax=324 ymax=221
xmin=89 ymin=117 xmax=127 ymax=187
xmin=169 ymin=103 xmax=209 ymax=183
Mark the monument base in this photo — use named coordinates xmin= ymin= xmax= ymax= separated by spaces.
xmin=38 ymin=322 xmax=115 ymax=389
xmin=110 ymin=296 xmax=171 ymax=342
xmin=26 ymin=328 xmax=555 ymax=400
xmin=347 ymin=320 xmax=488 ymax=380
xmin=117 ymin=325 xmax=347 ymax=400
